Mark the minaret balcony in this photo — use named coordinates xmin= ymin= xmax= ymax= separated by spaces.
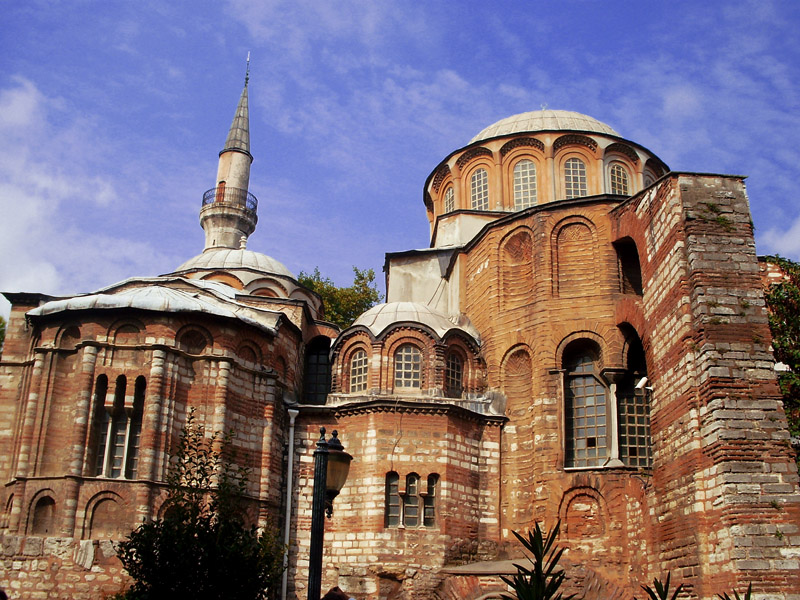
xmin=202 ymin=186 xmax=258 ymax=212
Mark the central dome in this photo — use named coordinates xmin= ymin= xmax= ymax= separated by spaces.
xmin=173 ymin=248 xmax=294 ymax=278
xmin=470 ymin=109 xmax=619 ymax=143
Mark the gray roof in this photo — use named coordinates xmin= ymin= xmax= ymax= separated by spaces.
xmin=174 ymin=248 xmax=294 ymax=278
xmin=470 ymin=109 xmax=619 ymax=143
xmin=26 ymin=278 xmax=282 ymax=333
xmin=352 ymin=302 xmax=480 ymax=341
xmin=222 ymin=83 xmax=250 ymax=155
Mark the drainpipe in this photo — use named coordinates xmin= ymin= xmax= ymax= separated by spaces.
xmin=281 ymin=408 xmax=300 ymax=600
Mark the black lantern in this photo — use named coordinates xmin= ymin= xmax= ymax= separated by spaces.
xmin=307 ymin=427 xmax=353 ymax=600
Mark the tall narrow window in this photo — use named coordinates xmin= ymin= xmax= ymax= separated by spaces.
xmin=609 ymin=163 xmax=629 ymax=195
xmin=349 ymin=349 xmax=368 ymax=393
xmin=394 ymin=344 xmax=421 ymax=390
xmin=564 ymin=347 xmax=608 ymax=468
xmin=403 ymin=473 xmax=420 ymax=527
xmin=385 ymin=472 xmax=400 ymax=527
xmin=443 ymin=186 xmax=455 ymax=213
xmin=513 ymin=159 xmax=537 ymax=210
xmin=618 ymin=334 xmax=651 ymax=468
xmin=304 ymin=337 xmax=331 ymax=404
xmin=564 ymin=157 xmax=587 ymax=199
xmin=471 ymin=168 xmax=489 ymax=210
xmin=423 ymin=474 xmax=439 ymax=527
xmin=96 ymin=375 xmax=146 ymax=479
xmin=445 ymin=352 xmax=463 ymax=398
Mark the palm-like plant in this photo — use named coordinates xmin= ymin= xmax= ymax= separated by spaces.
xmin=500 ymin=520 xmax=575 ymax=600
xmin=638 ymin=572 xmax=683 ymax=600
xmin=718 ymin=583 xmax=753 ymax=600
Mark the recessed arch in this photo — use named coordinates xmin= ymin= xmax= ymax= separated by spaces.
xmin=200 ymin=271 xmax=244 ymax=289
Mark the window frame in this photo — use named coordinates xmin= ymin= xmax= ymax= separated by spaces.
xmin=348 ymin=348 xmax=369 ymax=393
xmin=393 ymin=343 xmax=423 ymax=392
xmin=469 ymin=167 xmax=490 ymax=211
xmin=607 ymin=161 xmax=631 ymax=196
xmin=512 ymin=158 xmax=538 ymax=210
xmin=563 ymin=156 xmax=588 ymax=200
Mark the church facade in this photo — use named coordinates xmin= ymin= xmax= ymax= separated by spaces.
xmin=1 ymin=80 xmax=799 ymax=600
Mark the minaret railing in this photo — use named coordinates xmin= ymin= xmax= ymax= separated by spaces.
xmin=202 ymin=186 xmax=258 ymax=212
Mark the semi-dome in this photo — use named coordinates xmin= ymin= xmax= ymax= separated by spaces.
xmin=173 ymin=248 xmax=294 ymax=278
xmin=470 ymin=109 xmax=619 ymax=143
xmin=352 ymin=301 xmax=480 ymax=341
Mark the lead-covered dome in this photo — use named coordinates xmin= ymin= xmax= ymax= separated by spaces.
xmin=173 ymin=248 xmax=294 ymax=278
xmin=470 ymin=109 xmax=619 ymax=143
xmin=352 ymin=302 xmax=480 ymax=341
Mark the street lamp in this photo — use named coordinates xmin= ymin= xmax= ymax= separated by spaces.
xmin=307 ymin=427 xmax=353 ymax=600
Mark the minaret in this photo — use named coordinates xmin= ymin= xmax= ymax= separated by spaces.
xmin=199 ymin=57 xmax=258 ymax=250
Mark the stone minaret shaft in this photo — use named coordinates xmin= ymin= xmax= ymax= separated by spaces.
xmin=200 ymin=70 xmax=258 ymax=250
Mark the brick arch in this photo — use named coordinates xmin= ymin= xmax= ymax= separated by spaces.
xmin=431 ymin=163 xmax=451 ymax=193
xmin=200 ymin=270 xmax=244 ymax=289
xmin=559 ymin=486 xmax=607 ymax=539
xmin=82 ymin=491 xmax=127 ymax=540
xmin=338 ymin=340 xmax=372 ymax=394
xmin=235 ymin=340 xmax=263 ymax=365
xmin=247 ymin=277 xmax=288 ymax=297
xmin=108 ymin=318 xmax=145 ymax=344
xmin=551 ymin=216 xmax=598 ymax=297
xmin=499 ymin=227 xmax=534 ymax=309
xmin=383 ymin=328 xmax=436 ymax=393
xmin=27 ymin=488 xmax=57 ymax=535
xmin=56 ymin=323 xmax=82 ymax=348
xmin=554 ymin=330 xmax=607 ymax=370
xmin=175 ymin=324 xmax=213 ymax=355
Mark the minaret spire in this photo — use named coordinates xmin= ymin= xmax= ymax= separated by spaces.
xmin=199 ymin=57 xmax=258 ymax=251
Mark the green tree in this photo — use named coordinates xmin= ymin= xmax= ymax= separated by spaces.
xmin=764 ymin=255 xmax=800 ymax=436
xmin=501 ymin=521 xmax=575 ymax=600
xmin=115 ymin=411 xmax=284 ymax=600
xmin=298 ymin=266 xmax=382 ymax=329
xmin=0 ymin=315 xmax=6 ymax=356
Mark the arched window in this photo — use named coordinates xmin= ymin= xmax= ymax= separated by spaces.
xmin=564 ymin=157 xmax=587 ymax=199
xmin=471 ymin=168 xmax=489 ymax=210
xmin=179 ymin=330 xmax=208 ymax=354
xmin=513 ymin=159 xmax=537 ymax=210
xmin=617 ymin=334 xmax=652 ymax=468
xmin=423 ymin=474 xmax=439 ymax=527
xmin=385 ymin=472 xmax=400 ymax=527
xmin=304 ymin=337 xmax=331 ymax=404
xmin=31 ymin=496 xmax=56 ymax=535
xmin=564 ymin=346 xmax=608 ymax=468
xmin=95 ymin=374 xmax=145 ymax=478
xmin=609 ymin=163 xmax=629 ymax=195
xmin=443 ymin=186 xmax=455 ymax=213
xmin=445 ymin=352 xmax=463 ymax=398
xmin=403 ymin=473 xmax=420 ymax=527
xmin=394 ymin=344 xmax=421 ymax=390
xmin=349 ymin=349 xmax=368 ymax=393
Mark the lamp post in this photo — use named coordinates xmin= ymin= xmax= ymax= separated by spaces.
xmin=308 ymin=427 xmax=352 ymax=600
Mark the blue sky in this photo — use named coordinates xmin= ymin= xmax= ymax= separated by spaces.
xmin=2 ymin=1 xmax=800 ymax=319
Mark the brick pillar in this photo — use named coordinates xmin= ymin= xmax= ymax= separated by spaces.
xmin=61 ymin=344 xmax=100 ymax=536
xmin=134 ymin=349 xmax=168 ymax=523
xmin=15 ymin=351 xmax=48 ymax=478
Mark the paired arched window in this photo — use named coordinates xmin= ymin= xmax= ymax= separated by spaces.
xmin=394 ymin=344 xmax=421 ymax=390
xmin=349 ymin=349 xmax=368 ymax=393
xmin=564 ymin=157 xmax=587 ymax=199
xmin=95 ymin=375 xmax=145 ymax=479
xmin=443 ymin=186 xmax=455 ymax=213
xmin=564 ymin=347 xmax=607 ymax=468
xmin=563 ymin=337 xmax=652 ymax=469
xmin=385 ymin=471 xmax=439 ymax=528
xmin=445 ymin=352 xmax=463 ymax=398
xmin=609 ymin=163 xmax=630 ymax=195
xmin=513 ymin=159 xmax=537 ymax=210
xmin=471 ymin=168 xmax=489 ymax=210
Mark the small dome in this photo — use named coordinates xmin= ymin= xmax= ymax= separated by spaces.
xmin=352 ymin=302 xmax=480 ymax=341
xmin=470 ymin=110 xmax=619 ymax=143
xmin=174 ymin=248 xmax=294 ymax=278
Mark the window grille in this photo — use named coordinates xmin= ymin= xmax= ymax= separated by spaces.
xmin=385 ymin=472 xmax=400 ymax=527
xmin=349 ymin=349 xmax=368 ymax=393
xmin=609 ymin=163 xmax=629 ymax=195
xmin=513 ymin=159 xmax=537 ymax=210
xmin=445 ymin=353 xmax=463 ymax=398
xmin=423 ymin=474 xmax=438 ymax=527
xmin=471 ymin=168 xmax=489 ymax=210
xmin=394 ymin=344 xmax=421 ymax=390
xmin=565 ymin=353 xmax=608 ymax=467
xmin=564 ymin=157 xmax=588 ymax=199
xmin=403 ymin=474 xmax=420 ymax=527
xmin=444 ymin=186 xmax=455 ymax=213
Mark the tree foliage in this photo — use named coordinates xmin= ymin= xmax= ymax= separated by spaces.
xmin=0 ymin=315 xmax=5 ymax=356
xmin=115 ymin=411 xmax=284 ymax=600
xmin=501 ymin=521 xmax=575 ymax=600
xmin=298 ymin=266 xmax=382 ymax=329
xmin=764 ymin=255 xmax=800 ymax=436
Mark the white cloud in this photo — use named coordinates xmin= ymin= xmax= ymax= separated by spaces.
xmin=761 ymin=216 xmax=800 ymax=257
